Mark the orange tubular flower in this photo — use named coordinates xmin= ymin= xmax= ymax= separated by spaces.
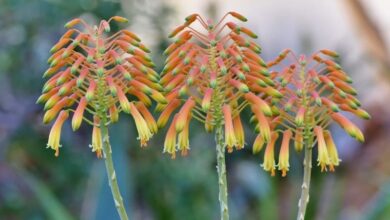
xmin=223 ymin=105 xmax=237 ymax=152
xmin=158 ymin=12 xmax=275 ymax=157
xmin=129 ymin=102 xmax=152 ymax=146
xmin=314 ymin=126 xmax=330 ymax=172
xmin=323 ymin=130 xmax=340 ymax=171
xmin=163 ymin=115 xmax=178 ymax=159
xmin=262 ymin=132 xmax=279 ymax=176
xmin=252 ymin=134 xmax=265 ymax=154
xmin=262 ymin=49 xmax=370 ymax=176
xmin=47 ymin=110 xmax=69 ymax=157
xmin=91 ymin=116 xmax=103 ymax=158
xmin=278 ymin=130 xmax=292 ymax=177
xmin=178 ymin=114 xmax=191 ymax=156
xmin=38 ymin=17 xmax=166 ymax=156
xmin=233 ymin=115 xmax=245 ymax=150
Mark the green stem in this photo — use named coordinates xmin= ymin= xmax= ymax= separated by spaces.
xmin=297 ymin=137 xmax=313 ymax=220
xmin=100 ymin=118 xmax=129 ymax=220
xmin=215 ymin=124 xmax=229 ymax=220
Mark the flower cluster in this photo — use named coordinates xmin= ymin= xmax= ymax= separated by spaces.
xmin=255 ymin=50 xmax=370 ymax=176
xmin=158 ymin=12 xmax=280 ymax=158
xmin=38 ymin=17 xmax=166 ymax=157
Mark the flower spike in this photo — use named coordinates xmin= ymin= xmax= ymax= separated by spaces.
xmin=265 ymin=49 xmax=370 ymax=175
xmin=159 ymin=13 xmax=277 ymax=219
xmin=159 ymin=12 xmax=275 ymax=157
xmin=39 ymin=17 xmax=165 ymax=155
xmin=267 ymin=50 xmax=370 ymax=220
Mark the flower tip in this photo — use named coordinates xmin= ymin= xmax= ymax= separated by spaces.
xmin=185 ymin=14 xmax=197 ymax=22
xmin=229 ymin=11 xmax=248 ymax=22
xmin=355 ymin=131 xmax=365 ymax=143
xmin=320 ymin=49 xmax=339 ymax=58
xmin=111 ymin=16 xmax=128 ymax=23
xmin=49 ymin=46 xmax=57 ymax=54
xmin=64 ymin=18 xmax=81 ymax=28
xmin=360 ymin=110 xmax=371 ymax=120
xmin=168 ymin=25 xmax=186 ymax=38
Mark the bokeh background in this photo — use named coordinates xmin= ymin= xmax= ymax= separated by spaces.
xmin=1 ymin=0 xmax=389 ymax=219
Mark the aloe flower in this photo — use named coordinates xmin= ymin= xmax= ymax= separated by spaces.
xmin=158 ymin=12 xmax=276 ymax=220
xmin=264 ymin=50 xmax=370 ymax=220
xmin=38 ymin=16 xmax=166 ymax=220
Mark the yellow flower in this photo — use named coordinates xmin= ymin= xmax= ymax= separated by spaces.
xmin=176 ymin=98 xmax=195 ymax=132
xmin=129 ymin=102 xmax=152 ymax=147
xmin=251 ymin=106 xmax=271 ymax=142
xmin=314 ymin=126 xmax=330 ymax=172
xmin=178 ymin=114 xmax=191 ymax=156
xmin=164 ymin=115 xmax=178 ymax=159
xmin=223 ymin=105 xmax=237 ymax=152
xmin=233 ymin=115 xmax=245 ymax=150
xmin=278 ymin=130 xmax=292 ymax=177
xmin=252 ymin=134 xmax=265 ymax=154
xmin=71 ymin=97 xmax=87 ymax=131
xmin=47 ymin=110 xmax=69 ymax=156
xmin=323 ymin=130 xmax=340 ymax=171
xmin=262 ymin=132 xmax=279 ymax=176
xmin=91 ymin=116 xmax=103 ymax=158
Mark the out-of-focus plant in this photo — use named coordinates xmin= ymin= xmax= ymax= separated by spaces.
xmin=37 ymin=16 xmax=166 ymax=220
xmin=158 ymin=12 xmax=279 ymax=220
xmin=262 ymin=50 xmax=371 ymax=220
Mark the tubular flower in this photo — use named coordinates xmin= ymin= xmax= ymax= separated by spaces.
xmin=38 ymin=17 xmax=166 ymax=156
xmin=91 ymin=116 xmax=103 ymax=158
xmin=262 ymin=132 xmax=279 ymax=176
xmin=47 ymin=110 xmax=69 ymax=157
xmin=252 ymin=134 xmax=265 ymax=154
xmin=314 ymin=126 xmax=330 ymax=171
xmin=223 ymin=105 xmax=237 ymax=152
xmin=323 ymin=130 xmax=340 ymax=171
xmin=233 ymin=115 xmax=245 ymax=150
xmin=260 ymin=50 xmax=370 ymax=175
xmin=129 ymin=102 xmax=153 ymax=146
xmin=278 ymin=129 xmax=292 ymax=177
xmin=158 ymin=12 xmax=275 ymax=157
xmin=177 ymin=114 xmax=191 ymax=156
xmin=163 ymin=115 xmax=178 ymax=159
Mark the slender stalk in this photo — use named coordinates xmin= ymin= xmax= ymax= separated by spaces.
xmin=297 ymin=137 xmax=313 ymax=220
xmin=215 ymin=124 xmax=229 ymax=220
xmin=100 ymin=117 xmax=129 ymax=220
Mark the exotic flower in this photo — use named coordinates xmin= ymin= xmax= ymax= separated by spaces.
xmin=258 ymin=50 xmax=370 ymax=176
xmin=278 ymin=129 xmax=292 ymax=176
xmin=38 ymin=17 xmax=166 ymax=156
xmin=262 ymin=132 xmax=278 ymax=176
xmin=91 ymin=116 xmax=103 ymax=158
xmin=265 ymin=50 xmax=371 ymax=220
xmin=158 ymin=12 xmax=278 ymax=220
xmin=158 ymin=12 xmax=277 ymax=158
xmin=47 ymin=110 xmax=69 ymax=156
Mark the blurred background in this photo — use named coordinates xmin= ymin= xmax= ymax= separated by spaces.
xmin=1 ymin=0 xmax=389 ymax=219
